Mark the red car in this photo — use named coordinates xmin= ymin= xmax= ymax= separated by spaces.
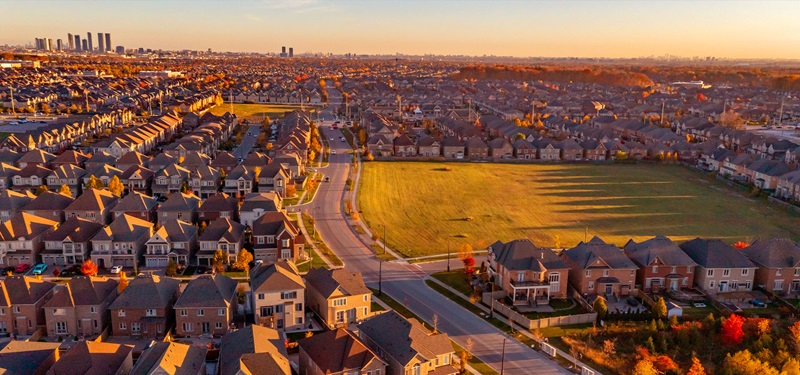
xmin=14 ymin=264 xmax=30 ymax=273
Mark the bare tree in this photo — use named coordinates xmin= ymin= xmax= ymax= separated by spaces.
xmin=432 ymin=314 xmax=439 ymax=334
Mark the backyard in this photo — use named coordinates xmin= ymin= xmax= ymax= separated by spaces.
xmin=358 ymin=162 xmax=800 ymax=257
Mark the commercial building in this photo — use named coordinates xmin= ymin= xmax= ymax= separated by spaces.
xmin=97 ymin=32 xmax=104 ymax=52
xmin=105 ymin=33 xmax=112 ymax=51
xmin=87 ymin=32 xmax=93 ymax=51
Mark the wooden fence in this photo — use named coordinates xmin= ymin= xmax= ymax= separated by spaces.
xmin=482 ymin=292 xmax=597 ymax=330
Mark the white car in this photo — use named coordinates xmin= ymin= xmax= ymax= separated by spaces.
xmin=110 ymin=265 xmax=123 ymax=274
xmin=331 ymin=150 xmax=337 ymax=155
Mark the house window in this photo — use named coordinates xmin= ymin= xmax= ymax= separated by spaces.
xmin=603 ymin=270 xmax=609 ymax=277
xmin=53 ymin=308 xmax=66 ymax=315
xmin=216 ymin=322 xmax=223 ymax=329
xmin=145 ymin=309 xmax=156 ymax=317
xmin=687 ymin=266 xmax=693 ymax=274
xmin=296 ymin=317 xmax=303 ymax=325
xmin=742 ymin=269 xmax=749 ymax=276
xmin=197 ymin=309 xmax=204 ymax=316
xmin=363 ymin=295 xmax=369 ymax=302
xmin=119 ymin=323 xmax=126 ymax=330
xmin=777 ymin=269 xmax=783 ymax=276
xmin=180 ymin=310 xmax=187 ymax=316
xmin=275 ymin=305 xmax=284 ymax=313
xmin=774 ymin=280 xmax=784 ymax=290
xmin=588 ymin=282 xmax=594 ymax=290
xmin=218 ymin=309 xmax=225 ymax=316
xmin=336 ymin=311 xmax=345 ymax=322
xmin=257 ymin=293 xmax=265 ymax=300
xmin=280 ymin=291 xmax=297 ymax=300
xmin=131 ymin=322 xmax=141 ymax=332
xmin=281 ymin=239 xmax=290 ymax=248
xmin=257 ymin=237 xmax=264 ymax=244
xmin=13 ymin=307 xmax=20 ymax=314
xmin=267 ymin=236 xmax=275 ymax=244
xmin=585 ymin=270 xmax=591 ymax=277
xmin=333 ymin=298 xmax=347 ymax=307
xmin=296 ymin=303 xmax=303 ymax=311
xmin=707 ymin=269 xmax=714 ymax=277
xmin=723 ymin=269 xmax=730 ymax=277
xmin=709 ymin=281 xmax=715 ymax=289
xmin=795 ymin=268 xmax=800 ymax=276
xmin=183 ymin=322 xmax=193 ymax=332
xmin=261 ymin=306 xmax=273 ymax=316
xmin=90 ymin=307 xmax=96 ymax=314
xmin=652 ymin=266 xmax=658 ymax=273
xmin=517 ymin=273 xmax=524 ymax=282
xmin=118 ymin=310 xmax=125 ymax=317
xmin=55 ymin=321 xmax=67 ymax=334
xmin=744 ymin=281 xmax=752 ymax=290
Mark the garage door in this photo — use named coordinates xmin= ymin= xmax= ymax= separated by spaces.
xmin=147 ymin=258 xmax=169 ymax=268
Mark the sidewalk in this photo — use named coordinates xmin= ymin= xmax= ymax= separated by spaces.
xmin=425 ymin=276 xmax=599 ymax=374
xmin=294 ymin=212 xmax=334 ymax=269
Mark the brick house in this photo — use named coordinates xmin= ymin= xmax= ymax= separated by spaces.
xmin=298 ymin=328 xmax=387 ymax=375
xmin=42 ymin=276 xmax=118 ymax=338
xmin=90 ymin=214 xmax=154 ymax=269
xmin=174 ymin=274 xmax=237 ymax=337
xmin=487 ymin=239 xmax=570 ymax=305
xmin=41 ymin=217 xmax=104 ymax=266
xmin=305 ymin=267 xmax=371 ymax=328
xmin=196 ymin=218 xmax=245 ymax=266
xmin=624 ymin=236 xmax=697 ymax=293
xmin=679 ymin=238 xmax=757 ymax=296
xmin=197 ymin=192 xmax=239 ymax=224
xmin=0 ymin=276 xmax=57 ymax=335
xmin=110 ymin=191 xmax=158 ymax=223
xmin=741 ymin=238 xmax=800 ymax=295
xmin=119 ymin=165 xmax=154 ymax=195
xmin=240 ymin=192 xmax=282 ymax=227
xmin=0 ymin=212 xmax=59 ymax=267
xmin=20 ymin=191 xmax=74 ymax=223
xmin=156 ymin=192 xmax=201 ymax=224
xmin=250 ymin=261 xmax=305 ymax=331
xmin=218 ymin=325 xmax=290 ymax=375
xmin=560 ymin=237 xmax=638 ymax=298
xmin=357 ymin=311 xmax=457 ymax=375
xmin=144 ymin=219 xmax=198 ymax=268
xmin=63 ymin=188 xmax=119 ymax=225
xmin=109 ymin=274 xmax=180 ymax=338
xmin=251 ymin=211 xmax=306 ymax=264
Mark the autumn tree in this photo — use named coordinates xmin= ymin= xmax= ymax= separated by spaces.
xmin=734 ymin=241 xmax=749 ymax=249
xmin=782 ymin=359 xmax=800 ymax=375
xmin=457 ymin=244 xmax=475 ymax=274
xmin=721 ymin=350 xmax=779 ymax=375
xmin=107 ymin=175 xmax=125 ymax=197
xmin=721 ymin=314 xmax=745 ymax=345
xmin=720 ymin=110 xmax=745 ymax=130
xmin=687 ymin=357 xmax=706 ymax=375
xmin=789 ymin=320 xmax=800 ymax=354
xmin=85 ymin=175 xmax=104 ymax=190
xmin=33 ymin=185 xmax=48 ymax=196
xmin=593 ymin=296 xmax=608 ymax=320
xmin=232 ymin=249 xmax=253 ymax=272
xmin=80 ymin=259 xmax=98 ymax=276
xmin=52 ymin=266 xmax=60 ymax=278
xmin=633 ymin=359 xmax=658 ymax=375
xmin=653 ymin=297 xmax=668 ymax=319
xmin=57 ymin=184 xmax=71 ymax=196
xmin=212 ymin=249 xmax=227 ymax=274
xmin=165 ymin=258 xmax=178 ymax=277
xmin=286 ymin=185 xmax=297 ymax=198
xmin=118 ymin=271 xmax=129 ymax=293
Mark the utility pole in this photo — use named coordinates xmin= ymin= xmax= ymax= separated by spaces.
xmin=500 ymin=337 xmax=507 ymax=375
xmin=8 ymin=87 xmax=15 ymax=116
xmin=383 ymin=225 xmax=386 ymax=255
xmin=85 ymin=91 xmax=89 ymax=112
xmin=660 ymin=100 xmax=665 ymax=126
xmin=229 ymin=89 xmax=233 ymax=114
xmin=378 ymin=259 xmax=382 ymax=296
xmin=446 ymin=239 xmax=451 ymax=272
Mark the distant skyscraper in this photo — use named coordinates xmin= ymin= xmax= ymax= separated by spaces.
xmin=87 ymin=32 xmax=93 ymax=51
xmin=67 ymin=33 xmax=74 ymax=50
xmin=97 ymin=33 xmax=104 ymax=52
xmin=46 ymin=38 xmax=53 ymax=51
xmin=56 ymin=39 xmax=63 ymax=51
xmin=81 ymin=39 xmax=88 ymax=51
xmin=289 ymin=47 xmax=293 ymax=58
xmin=74 ymin=34 xmax=81 ymax=51
xmin=105 ymin=33 xmax=111 ymax=52
xmin=115 ymin=46 xmax=124 ymax=54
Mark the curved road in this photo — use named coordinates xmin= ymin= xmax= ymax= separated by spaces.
xmin=306 ymin=95 xmax=567 ymax=375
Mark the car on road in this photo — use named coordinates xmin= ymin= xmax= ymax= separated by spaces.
xmin=324 ymin=176 xmax=330 ymax=182
xmin=331 ymin=150 xmax=336 ymax=154
xmin=110 ymin=265 xmax=123 ymax=274
xmin=14 ymin=264 xmax=30 ymax=273
xmin=32 ymin=263 xmax=47 ymax=275
xmin=749 ymin=299 xmax=766 ymax=307
xmin=330 ymin=137 xmax=334 ymax=141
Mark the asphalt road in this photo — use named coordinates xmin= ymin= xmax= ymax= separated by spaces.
xmin=232 ymin=124 xmax=262 ymax=159
xmin=307 ymin=99 xmax=568 ymax=375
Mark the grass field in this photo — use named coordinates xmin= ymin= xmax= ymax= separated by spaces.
xmin=358 ymin=162 xmax=800 ymax=257
xmin=209 ymin=103 xmax=320 ymax=121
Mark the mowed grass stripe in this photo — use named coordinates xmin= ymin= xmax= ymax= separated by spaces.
xmin=358 ymin=162 xmax=800 ymax=258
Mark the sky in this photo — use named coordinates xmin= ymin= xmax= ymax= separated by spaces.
xmin=3 ymin=0 xmax=800 ymax=59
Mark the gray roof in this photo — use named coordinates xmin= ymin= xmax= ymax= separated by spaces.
xmin=174 ymin=274 xmax=237 ymax=309
xmin=91 ymin=214 xmax=153 ymax=242
xmin=0 ymin=341 xmax=60 ymax=374
xmin=624 ymin=236 xmax=697 ymax=267
xmin=305 ymin=267 xmax=369 ymax=299
xmin=679 ymin=238 xmax=756 ymax=269
xmin=43 ymin=276 xmax=117 ymax=308
xmin=198 ymin=218 xmax=244 ymax=243
xmin=111 ymin=191 xmax=158 ymax=213
xmin=157 ymin=192 xmax=200 ymax=213
xmin=129 ymin=342 xmax=207 ymax=375
xmin=250 ymin=261 xmax=304 ymax=293
xmin=741 ymin=238 xmax=800 ymax=269
xmin=489 ymin=239 xmax=568 ymax=272
xmin=219 ymin=325 xmax=289 ymax=375
xmin=357 ymin=310 xmax=453 ymax=366
xmin=561 ymin=236 xmax=638 ymax=270
xmin=108 ymin=274 xmax=179 ymax=310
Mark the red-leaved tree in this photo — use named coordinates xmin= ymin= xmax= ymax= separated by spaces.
xmin=463 ymin=257 xmax=476 ymax=274
xmin=721 ymin=314 xmax=745 ymax=345
xmin=81 ymin=259 xmax=98 ymax=277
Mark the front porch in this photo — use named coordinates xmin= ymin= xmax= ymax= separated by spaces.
xmin=509 ymin=279 xmax=551 ymax=306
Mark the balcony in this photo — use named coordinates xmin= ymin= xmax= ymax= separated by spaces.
xmin=510 ymin=279 xmax=549 ymax=287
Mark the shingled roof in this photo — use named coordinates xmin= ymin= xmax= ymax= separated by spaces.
xmin=298 ymin=328 xmax=385 ymax=374
xmin=624 ymin=236 xmax=698 ymax=267
xmin=679 ymin=238 xmax=756 ymax=269
xmin=741 ymin=238 xmax=800 ymax=269
xmin=174 ymin=274 xmax=237 ymax=309
xmin=561 ymin=236 xmax=638 ymax=270
xmin=489 ymin=239 xmax=569 ymax=272
xmin=357 ymin=310 xmax=454 ymax=367
xmin=108 ymin=274 xmax=179 ymax=310
xmin=219 ymin=325 xmax=289 ymax=375
xmin=305 ymin=267 xmax=369 ymax=299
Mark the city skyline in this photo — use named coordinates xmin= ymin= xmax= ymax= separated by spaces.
xmin=3 ymin=0 xmax=800 ymax=59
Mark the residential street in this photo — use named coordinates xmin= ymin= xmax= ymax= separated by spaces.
xmin=231 ymin=124 xmax=261 ymax=159
xmin=305 ymin=96 xmax=569 ymax=375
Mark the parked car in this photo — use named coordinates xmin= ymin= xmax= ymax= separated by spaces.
xmin=32 ymin=263 xmax=47 ymax=275
xmin=331 ymin=150 xmax=336 ymax=155
xmin=749 ymin=299 xmax=766 ymax=308
xmin=110 ymin=265 xmax=123 ymax=274
xmin=14 ymin=264 xmax=30 ymax=273
xmin=324 ymin=176 xmax=330 ymax=182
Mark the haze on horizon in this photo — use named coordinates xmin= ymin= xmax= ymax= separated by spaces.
xmin=3 ymin=0 xmax=800 ymax=60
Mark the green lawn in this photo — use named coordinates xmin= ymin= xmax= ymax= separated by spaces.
xmin=209 ymin=103 xmax=319 ymax=122
xmin=430 ymin=271 xmax=474 ymax=296
xmin=358 ymin=162 xmax=800 ymax=257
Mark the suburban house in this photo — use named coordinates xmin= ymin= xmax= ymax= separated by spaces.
xmin=487 ymin=239 xmax=570 ymax=305
xmin=63 ymin=188 xmax=119 ymax=225
xmin=222 ymin=165 xmax=257 ymax=198
xmin=41 ymin=217 xmax=104 ymax=266
xmin=0 ymin=212 xmax=59 ymax=267
xmin=174 ymin=274 xmax=238 ymax=337
xmin=42 ymin=276 xmax=118 ymax=338
xmin=119 ymin=165 xmax=154 ymax=195
xmin=218 ymin=325 xmax=291 ymax=375
xmin=251 ymin=211 xmax=306 ymax=264
xmin=197 ymin=218 xmax=245 ymax=265
xmin=109 ymin=274 xmax=180 ymax=338
xmin=741 ymin=238 xmax=800 ymax=295
xmin=240 ymin=192 xmax=283 ymax=227
xmin=197 ymin=192 xmax=239 ymax=224
xmin=298 ymin=328 xmax=387 ymax=375
xmin=144 ymin=219 xmax=198 ymax=268
xmin=156 ymin=192 xmax=201 ymax=224
xmin=90 ymin=214 xmax=154 ymax=269
xmin=129 ymin=341 xmax=207 ymax=375
xmin=250 ymin=261 xmax=306 ymax=331
xmin=679 ymin=238 xmax=757 ymax=295
xmin=623 ymin=236 xmax=698 ymax=292
xmin=305 ymin=267 xmax=371 ymax=328
xmin=48 ymin=341 xmax=133 ymax=375
xmin=0 ymin=341 xmax=61 ymax=374
xmin=257 ymin=162 xmax=292 ymax=198
xmin=357 ymin=310 xmax=457 ymax=375
xmin=110 ymin=191 xmax=158 ymax=223
xmin=21 ymin=191 xmax=74 ymax=222
xmin=0 ymin=189 xmax=34 ymax=221
xmin=45 ymin=164 xmax=86 ymax=197
xmin=560 ymin=237 xmax=639 ymax=298
xmin=0 ymin=276 xmax=57 ymax=335
xmin=151 ymin=163 xmax=191 ymax=197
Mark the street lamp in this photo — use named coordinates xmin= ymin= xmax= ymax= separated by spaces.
xmin=383 ymin=224 xmax=386 ymax=255
xmin=378 ymin=259 xmax=383 ymax=296
xmin=500 ymin=336 xmax=507 ymax=375
xmin=447 ymin=239 xmax=451 ymax=272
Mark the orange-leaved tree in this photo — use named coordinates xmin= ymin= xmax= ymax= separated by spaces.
xmin=80 ymin=259 xmax=98 ymax=276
